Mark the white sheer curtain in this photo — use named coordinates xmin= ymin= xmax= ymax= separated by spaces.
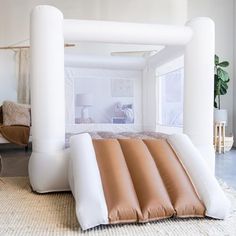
xmin=16 ymin=48 xmax=30 ymax=104
xmin=65 ymin=68 xmax=75 ymax=125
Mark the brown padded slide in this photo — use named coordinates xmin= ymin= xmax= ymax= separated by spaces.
xmin=93 ymin=139 xmax=142 ymax=223
xmin=143 ymin=139 xmax=205 ymax=217
xmin=118 ymin=139 xmax=175 ymax=221
xmin=93 ymin=138 xmax=206 ymax=225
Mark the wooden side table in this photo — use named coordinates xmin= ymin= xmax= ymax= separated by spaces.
xmin=214 ymin=121 xmax=226 ymax=153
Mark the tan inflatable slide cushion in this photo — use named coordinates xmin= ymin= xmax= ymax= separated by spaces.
xmin=143 ymin=139 xmax=205 ymax=217
xmin=118 ymin=139 xmax=175 ymax=222
xmin=93 ymin=138 xmax=205 ymax=224
xmin=93 ymin=139 xmax=142 ymax=223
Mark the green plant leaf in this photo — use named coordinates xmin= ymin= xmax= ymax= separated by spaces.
xmin=215 ymin=54 xmax=219 ymax=65
xmin=218 ymin=61 xmax=229 ymax=67
xmin=221 ymin=82 xmax=228 ymax=90
xmin=217 ymin=68 xmax=229 ymax=82
xmin=214 ymin=55 xmax=230 ymax=108
xmin=220 ymin=87 xmax=227 ymax=95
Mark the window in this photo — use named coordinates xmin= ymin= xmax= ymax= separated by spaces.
xmin=157 ymin=57 xmax=184 ymax=128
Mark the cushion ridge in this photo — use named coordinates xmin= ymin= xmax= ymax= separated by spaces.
xmin=93 ymin=139 xmax=142 ymax=223
xmin=118 ymin=138 xmax=175 ymax=222
xmin=143 ymin=139 xmax=205 ymax=217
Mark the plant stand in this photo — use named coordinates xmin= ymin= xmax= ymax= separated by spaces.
xmin=214 ymin=121 xmax=226 ymax=153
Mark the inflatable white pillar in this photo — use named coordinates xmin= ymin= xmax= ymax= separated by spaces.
xmin=184 ymin=18 xmax=215 ymax=172
xmin=29 ymin=6 xmax=69 ymax=192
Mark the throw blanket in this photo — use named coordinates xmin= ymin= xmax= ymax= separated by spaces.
xmin=69 ymin=133 xmax=230 ymax=230
xmin=0 ymin=106 xmax=30 ymax=146
xmin=0 ymin=125 xmax=30 ymax=146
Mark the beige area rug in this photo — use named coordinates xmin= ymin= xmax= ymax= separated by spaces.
xmin=0 ymin=178 xmax=236 ymax=236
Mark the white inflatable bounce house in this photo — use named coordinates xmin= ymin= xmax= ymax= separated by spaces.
xmin=29 ymin=5 xmax=215 ymax=193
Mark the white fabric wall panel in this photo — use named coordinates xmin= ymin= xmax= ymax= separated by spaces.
xmin=142 ymin=63 xmax=157 ymax=131
xmin=65 ymin=67 xmax=143 ymax=132
xmin=65 ymin=69 xmax=75 ymax=125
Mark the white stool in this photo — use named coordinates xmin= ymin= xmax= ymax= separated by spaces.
xmin=214 ymin=121 xmax=226 ymax=154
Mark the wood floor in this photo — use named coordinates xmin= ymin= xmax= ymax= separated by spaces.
xmin=0 ymin=144 xmax=30 ymax=177
xmin=0 ymin=143 xmax=236 ymax=189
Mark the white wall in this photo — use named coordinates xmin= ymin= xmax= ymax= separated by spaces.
xmin=0 ymin=1 xmax=17 ymax=104
xmin=0 ymin=51 xmax=17 ymax=104
xmin=234 ymin=0 xmax=236 ymax=145
xmin=99 ymin=0 xmax=187 ymax=25
xmin=188 ymin=0 xmax=234 ymax=136
xmin=0 ymin=1 xmax=6 ymax=45
xmin=0 ymin=0 xmax=17 ymax=104
xmin=0 ymin=0 xmax=103 ymax=45
xmin=1 ymin=0 xmax=187 ymax=45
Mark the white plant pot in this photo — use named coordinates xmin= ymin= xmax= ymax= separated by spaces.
xmin=214 ymin=109 xmax=228 ymax=124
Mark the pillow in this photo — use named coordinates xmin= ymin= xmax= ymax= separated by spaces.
xmin=2 ymin=101 xmax=31 ymax=126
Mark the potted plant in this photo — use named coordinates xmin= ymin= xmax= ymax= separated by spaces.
xmin=214 ymin=55 xmax=230 ymax=123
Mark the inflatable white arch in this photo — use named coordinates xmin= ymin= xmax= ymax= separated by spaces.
xmin=29 ymin=5 xmax=215 ymax=193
